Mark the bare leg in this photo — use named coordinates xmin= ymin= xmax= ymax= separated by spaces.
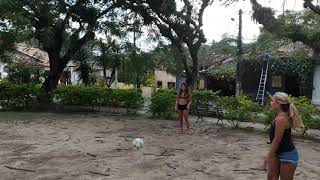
xmin=183 ymin=110 xmax=190 ymax=131
xmin=280 ymin=163 xmax=297 ymax=180
xmin=178 ymin=110 xmax=184 ymax=133
xmin=267 ymin=156 xmax=280 ymax=180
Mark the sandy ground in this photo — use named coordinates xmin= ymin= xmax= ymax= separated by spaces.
xmin=0 ymin=112 xmax=319 ymax=180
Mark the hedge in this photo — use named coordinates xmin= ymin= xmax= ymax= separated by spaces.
xmin=53 ymin=85 xmax=144 ymax=110
xmin=0 ymin=81 xmax=42 ymax=110
xmin=0 ymin=82 xmax=143 ymax=112
xmin=150 ymin=89 xmax=176 ymax=119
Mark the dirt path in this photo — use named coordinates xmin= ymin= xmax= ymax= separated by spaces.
xmin=0 ymin=112 xmax=319 ymax=180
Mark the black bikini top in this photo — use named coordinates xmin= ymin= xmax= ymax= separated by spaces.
xmin=179 ymin=93 xmax=189 ymax=99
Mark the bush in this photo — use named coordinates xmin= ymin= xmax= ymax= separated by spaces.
xmin=220 ymin=96 xmax=261 ymax=128
xmin=53 ymin=85 xmax=144 ymax=111
xmin=150 ymin=89 xmax=176 ymax=119
xmin=289 ymin=96 xmax=320 ymax=135
xmin=53 ymin=85 xmax=102 ymax=107
xmin=191 ymin=90 xmax=220 ymax=111
xmin=0 ymin=81 xmax=42 ymax=110
xmin=263 ymin=96 xmax=320 ymax=135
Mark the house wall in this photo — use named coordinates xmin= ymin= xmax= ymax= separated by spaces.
xmin=241 ymin=61 xmax=304 ymax=100
xmin=312 ymin=66 xmax=320 ymax=105
xmin=0 ymin=63 xmax=8 ymax=80
xmin=154 ymin=70 xmax=176 ymax=89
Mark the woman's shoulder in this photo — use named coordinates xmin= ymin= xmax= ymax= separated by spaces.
xmin=275 ymin=114 xmax=290 ymax=128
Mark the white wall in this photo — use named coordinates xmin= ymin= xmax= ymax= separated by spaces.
xmin=154 ymin=70 xmax=176 ymax=88
xmin=312 ymin=65 xmax=320 ymax=106
xmin=0 ymin=63 xmax=8 ymax=80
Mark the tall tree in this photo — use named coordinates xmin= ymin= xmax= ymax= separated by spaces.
xmin=94 ymin=39 xmax=121 ymax=88
xmin=73 ymin=46 xmax=94 ymax=86
xmin=250 ymin=0 xmax=320 ymax=58
xmin=244 ymin=0 xmax=320 ymax=101
xmin=151 ymin=42 xmax=185 ymax=78
xmin=119 ymin=0 xmax=213 ymax=89
xmin=0 ymin=0 xmax=122 ymax=92
xmin=118 ymin=50 xmax=154 ymax=88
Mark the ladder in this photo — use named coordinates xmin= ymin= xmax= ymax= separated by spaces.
xmin=256 ymin=53 xmax=270 ymax=105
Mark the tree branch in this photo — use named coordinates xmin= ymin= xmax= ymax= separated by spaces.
xmin=250 ymin=0 xmax=278 ymax=31
xmin=304 ymin=0 xmax=320 ymax=15
xmin=198 ymin=0 xmax=211 ymax=27
xmin=61 ymin=27 xmax=95 ymax=66
xmin=251 ymin=0 xmax=318 ymax=53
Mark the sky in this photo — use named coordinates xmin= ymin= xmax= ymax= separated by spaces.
xmin=134 ymin=0 xmax=305 ymax=51
xmin=202 ymin=0 xmax=305 ymax=43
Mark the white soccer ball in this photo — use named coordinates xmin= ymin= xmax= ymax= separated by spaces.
xmin=132 ymin=138 xmax=144 ymax=149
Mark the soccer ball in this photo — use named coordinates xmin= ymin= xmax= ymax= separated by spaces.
xmin=132 ymin=138 xmax=144 ymax=149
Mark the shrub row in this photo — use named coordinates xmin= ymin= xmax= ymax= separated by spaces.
xmin=150 ymin=89 xmax=320 ymax=134
xmin=0 ymin=82 xmax=42 ymax=110
xmin=53 ymin=85 xmax=143 ymax=110
xmin=0 ymin=82 xmax=143 ymax=111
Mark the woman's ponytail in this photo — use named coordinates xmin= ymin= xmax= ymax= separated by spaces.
xmin=289 ymin=103 xmax=304 ymax=129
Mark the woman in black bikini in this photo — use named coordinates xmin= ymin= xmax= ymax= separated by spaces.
xmin=175 ymin=83 xmax=192 ymax=133
xmin=265 ymin=92 xmax=304 ymax=180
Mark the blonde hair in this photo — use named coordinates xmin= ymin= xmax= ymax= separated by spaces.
xmin=273 ymin=92 xmax=304 ymax=129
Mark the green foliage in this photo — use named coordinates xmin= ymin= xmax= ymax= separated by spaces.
xmin=94 ymin=39 xmax=122 ymax=88
xmin=53 ymin=85 xmax=143 ymax=111
xmin=0 ymin=81 xmax=42 ymax=110
xmin=243 ymin=56 xmax=314 ymax=97
xmin=151 ymin=43 xmax=187 ymax=78
xmin=220 ymin=96 xmax=261 ymax=128
xmin=192 ymin=90 xmax=220 ymax=102
xmin=118 ymin=52 xmax=154 ymax=88
xmin=53 ymin=85 xmax=101 ymax=106
xmin=5 ymin=63 xmax=43 ymax=84
xmin=142 ymin=73 xmax=156 ymax=87
xmin=150 ymin=89 xmax=177 ymax=119
xmin=0 ymin=31 xmax=16 ymax=63
xmin=0 ymin=82 xmax=143 ymax=112
xmin=208 ymin=62 xmax=236 ymax=79
xmin=277 ymin=10 xmax=320 ymax=44
xmin=192 ymin=90 xmax=220 ymax=111
xmin=210 ymin=36 xmax=237 ymax=55
xmin=0 ymin=0 xmax=124 ymax=92
xmin=289 ymin=96 xmax=320 ymax=135
xmin=263 ymin=96 xmax=320 ymax=135
xmin=73 ymin=46 xmax=95 ymax=86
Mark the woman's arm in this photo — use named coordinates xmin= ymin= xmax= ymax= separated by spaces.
xmin=188 ymin=94 xmax=192 ymax=105
xmin=268 ymin=117 xmax=286 ymax=158
xmin=187 ymin=94 xmax=192 ymax=109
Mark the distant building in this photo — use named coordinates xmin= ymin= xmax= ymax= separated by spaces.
xmin=0 ymin=63 xmax=8 ymax=80
xmin=0 ymin=43 xmax=117 ymax=86
xmin=154 ymin=70 xmax=176 ymax=89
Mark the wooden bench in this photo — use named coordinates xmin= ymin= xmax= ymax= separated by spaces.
xmin=195 ymin=101 xmax=224 ymax=125
xmin=127 ymin=108 xmax=138 ymax=120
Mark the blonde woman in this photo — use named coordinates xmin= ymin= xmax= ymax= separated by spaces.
xmin=265 ymin=92 xmax=304 ymax=180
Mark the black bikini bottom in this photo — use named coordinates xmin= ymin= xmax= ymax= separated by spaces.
xmin=178 ymin=104 xmax=188 ymax=111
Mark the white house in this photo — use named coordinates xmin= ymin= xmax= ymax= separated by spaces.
xmin=0 ymin=43 xmax=117 ymax=86
xmin=0 ymin=62 xmax=8 ymax=80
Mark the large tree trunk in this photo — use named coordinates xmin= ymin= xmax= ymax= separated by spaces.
xmin=103 ymin=66 xmax=108 ymax=85
xmin=188 ymin=48 xmax=199 ymax=91
xmin=107 ymin=67 xmax=116 ymax=88
xmin=42 ymin=54 xmax=65 ymax=93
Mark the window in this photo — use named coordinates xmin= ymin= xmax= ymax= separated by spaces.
xmin=3 ymin=66 xmax=9 ymax=73
xmin=272 ymin=76 xmax=282 ymax=88
xmin=168 ymin=82 xmax=175 ymax=89
xmin=157 ymin=81 xmax=162 ymax=88
xmin=199 ymin=79 xmax=205 ymax=89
